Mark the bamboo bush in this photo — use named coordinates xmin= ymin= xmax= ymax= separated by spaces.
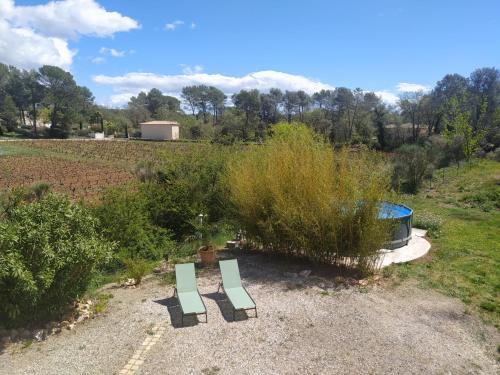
xmin=227 ymin=123 xmax=390 ymax=274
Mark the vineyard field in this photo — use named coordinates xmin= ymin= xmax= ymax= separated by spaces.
xmin=0 ymin=140 xmax=202 ymax=201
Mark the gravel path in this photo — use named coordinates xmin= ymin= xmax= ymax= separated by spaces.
xmin=1 ymin=251 xmax=498 ymax=375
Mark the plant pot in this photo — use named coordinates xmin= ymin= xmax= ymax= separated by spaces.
xmin=198 ymin=245 xmax=216 ymax=264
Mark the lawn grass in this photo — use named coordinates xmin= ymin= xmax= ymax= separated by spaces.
xmin=0 ymin=142 xmax=46 ymax=157
xmin=390 ymin=159 xmax=500 ymax=327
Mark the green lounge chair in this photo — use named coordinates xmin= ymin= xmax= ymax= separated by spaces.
xmin=173 ymin=263 xmax=207 ymax=326
xmin=217 ymin=259 xmax=257 ymax=321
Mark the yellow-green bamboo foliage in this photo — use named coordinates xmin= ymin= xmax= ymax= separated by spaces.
xmin=227 ymin=123 xmax=390 ymax=273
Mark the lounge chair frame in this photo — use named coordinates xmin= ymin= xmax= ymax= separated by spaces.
xmin=217 ymin=282 xmax=258 ymax=321
xmin=173 ymin=287 xmax=208 ymax=326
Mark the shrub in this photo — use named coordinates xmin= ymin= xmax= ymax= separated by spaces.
xmin=0 ymin=194 xmax=114 ymax=327
xmin=123 ymin=258 xmax=149 ymax=285
xmin=227 ymin=124 xmax=390 ymax=274
xmin=94 ymin=187 xmax=175 ymax=264
xmin=143 ymin=144 xmax=232 ymax=239
xmin=461 ymin=188 xmax=500 ymax=211
xmin=392 ymin=144 xmax=435 ymax=194
xmin=413 ymin=210 xmax=442 ymax=237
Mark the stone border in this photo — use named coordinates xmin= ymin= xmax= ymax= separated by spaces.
xmin=119 ymin=323 xmax=166 ymax=375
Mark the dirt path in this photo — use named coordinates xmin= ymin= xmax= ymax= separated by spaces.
xmin=1 ymin=252 xmax=498 ymax=375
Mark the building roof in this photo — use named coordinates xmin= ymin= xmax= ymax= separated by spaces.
xmin=140 ymin=120 xmax=180 ymax=126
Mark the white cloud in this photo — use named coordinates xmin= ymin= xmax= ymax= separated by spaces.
xmin=0 ymin=18 xmax=75 ymax=69
xmin=190 ymin=22 xmax=196 ymax=29
xmin=396 ymin=82 xmax=429 ymax=93
xmin=374 ymin=90 xmax=400 ymax=106
xmin=3 ymin=0 xmax=139 ymax=39
xmin=180 ymin=64 xmax=204 ymax=75
xmin=0 ymin=0 xmax=139 ymax=70
xmin=93 ymin=70 xmax=335 ymax=106
xmin=165 ymin=20 xmax=184 ymax=31
xmin=91 ymin=56 xmax=105 ymax=64
xmin=100 ymin=47 xmax=125 ymax=57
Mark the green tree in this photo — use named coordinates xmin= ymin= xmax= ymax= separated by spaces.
xmin=468 ymin=67 xmax=499 ymax=131
xmin=443 ymin=97 xmax=484 ymax=163
xmin=5 ymin=67 xmax=29 ymax=126
xmin=23 ymin=70 xmax=45 ymax=136
xmin=127 ymin=92 xmax=150 ymax=128
xmin=399 ymin=91 xmax=424 ymax=142
xmin=392 ymin=144 xmax=434 ymax=193
xmin=206 ymin=86 xmax=226 ymax=124
xmin=232 ymin=89 xmax=261 ymax=139
xmin=0 ymin=95 xmax=19 ymax=131
xmin=296 ymin=90 xmax=311 ymax=121
xmin=282 ymin=91 xmax=299 ymax=123
xmin=75 ymin=86 xmax=94 ymax=130
xmin=39 ymin=65 xmax=79 ymax=138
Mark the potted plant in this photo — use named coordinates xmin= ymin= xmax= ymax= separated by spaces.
xmin=195 ymin=214 xmax=216 ymax=264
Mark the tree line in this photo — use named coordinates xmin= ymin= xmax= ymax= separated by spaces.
xmin=1 ymin=62 xmax=499 ymax=153
xmin=0 ymin=64 xmax=94 ymax=138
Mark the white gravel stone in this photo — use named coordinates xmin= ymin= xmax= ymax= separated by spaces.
xmin=0 ymin=252 xmax=497 ymax=375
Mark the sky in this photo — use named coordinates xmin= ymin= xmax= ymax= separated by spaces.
xmin=0 ymin=0 xmax=499 ymax=107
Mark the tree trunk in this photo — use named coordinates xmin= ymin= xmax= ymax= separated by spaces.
xmin=51 ymin=106 xmax=57 ymax=129
xmin=32 ymin=102 xmax=37 ymax=136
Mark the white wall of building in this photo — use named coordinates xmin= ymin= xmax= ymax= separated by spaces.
xmin=140 ymin=124 xmax=179 ymax=140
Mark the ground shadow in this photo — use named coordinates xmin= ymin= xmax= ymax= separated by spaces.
xmin=153 ymin=296 xmax=202 ymax=328
xmin=213 ymin=248 xmax=360 ymax=291
xmin=202 ymin=291 xmax=249 ymax=322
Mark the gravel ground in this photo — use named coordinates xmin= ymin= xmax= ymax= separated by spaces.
xmin=1 ymin=250 xmax=498 ymax=375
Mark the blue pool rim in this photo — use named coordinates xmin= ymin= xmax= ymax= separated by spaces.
xmin=378 ymin=202 xmax=413 ymax=249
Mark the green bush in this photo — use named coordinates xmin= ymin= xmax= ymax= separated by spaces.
xmin=0 ymin=194 xmax=114 ymax=327
xmin=413 ymin=210 xmax=443 ymax=237
xmin=142 ymin=144 xmax=232 ymax=239
xmin=94 ymin=187 xmax=175 ymax=264
xmin=123 ymin=258 xmax=149 ymax=285
xmin=227 ymin=124 xmax=390 ymax=274
xmin=461 ymin=188 xmax=500 ymax=211
xmin=392 ymin=144 xmax=435 ymax=194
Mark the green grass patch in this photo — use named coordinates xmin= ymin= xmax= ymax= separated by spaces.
xmin=392 ymin=159 xmax=500 ymax=327
xmin=93 ymin=293 xmax=114 ymax=314
xmin=0 ymin=142 xmax=46 ymax=157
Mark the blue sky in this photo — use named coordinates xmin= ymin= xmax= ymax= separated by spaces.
xmin=1 ymin=0 xmax=499 ymax=106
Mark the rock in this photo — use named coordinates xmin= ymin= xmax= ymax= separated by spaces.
xmin=284 ymin=272 xmax=298 ymax=279
xmin=333 ymin=276 xmax=346 ymax=285
xmin=0 ymin=328 xmax=8 ymax=338
xmin=66 ymin=323 xmax=75 ymax=331
xmin=123 ymin=278 xmax=136 ymax=287
xmin=153 ymin=267 xmax=162 ymax=274
xmin=53 ymin=327 xmax=62 ymax=335
xmin=1 ymin=336 xmax=11 ymax=345
xmin=299 ymin=270 xmax=312 ymax=278
xmin=9 ymin=329 xmax=19 ymax=341
xmin=346 ymin=278 xmax=358 ymax=286
xmin=20 ymin=329 xmax=32 ymax=339
xmin=76 ymin=312 xmax=90 ymax=323
xmin=358 ymin=279 xmax=369 ymax=286
xmin=86 ymin=300 xmax=93 ymax=306
xmin=60 ymin=320 xmax=70 ymax=328
xmin=33 ymin=329 xmax=47 ymax=342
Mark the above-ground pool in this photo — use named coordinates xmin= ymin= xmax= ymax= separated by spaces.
xmin=378 ymin=202 xmax=413 ymax=249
